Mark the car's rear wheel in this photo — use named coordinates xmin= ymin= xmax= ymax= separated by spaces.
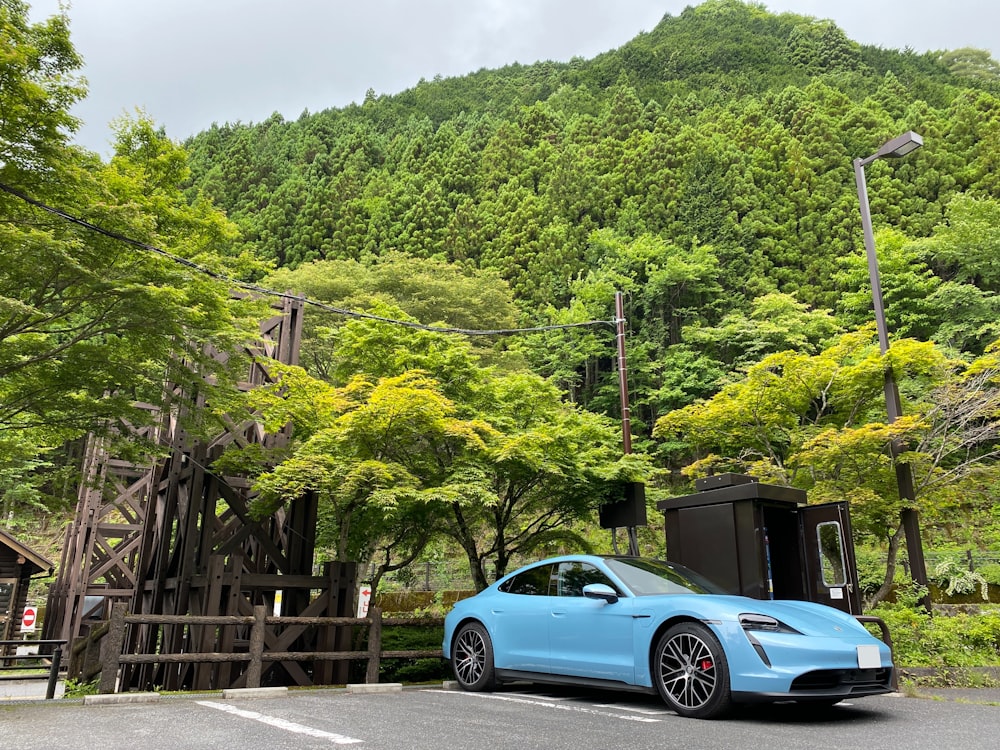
xmin=452 ymin=621 xmax=496 ymax=691
xmin=654 ymin=622 xmax=732 ymax=719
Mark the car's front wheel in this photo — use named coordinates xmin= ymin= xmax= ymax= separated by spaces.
xmin=452 ymin=621 xmax=496 ymax=692
xmin=653 ymin=622 xmax=732 ymax=719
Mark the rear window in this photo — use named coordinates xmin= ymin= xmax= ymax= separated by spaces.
xmin=499 ymin=564 xmax=553 ymax=595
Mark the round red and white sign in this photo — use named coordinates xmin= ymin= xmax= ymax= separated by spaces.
xmin=21 ymin=605 xmax=37 ymax=631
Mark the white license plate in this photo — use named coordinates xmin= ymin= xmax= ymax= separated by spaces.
xmin=857 ymin=644 xmax=881 ymax=669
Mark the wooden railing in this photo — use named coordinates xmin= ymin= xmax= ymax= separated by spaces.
xmin=86 ymin=602 xmax=442 ymax=694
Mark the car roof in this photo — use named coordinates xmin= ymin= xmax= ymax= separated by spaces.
xmin=510 ymin=554 xmax=644 ymax=570
xmin=525 ymin=554 xmax=637 ymax=563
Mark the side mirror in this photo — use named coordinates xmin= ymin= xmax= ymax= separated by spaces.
xmin=583 ymin=583 xmax=619 ymax=604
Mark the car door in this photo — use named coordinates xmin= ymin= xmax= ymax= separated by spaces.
xmin=799 ymin=501 xmax=862 ymax=614
xmin=490 ymin=563 xmax=553 ymax=672
xmin=547 ymin=561 xmax=635 ymax=683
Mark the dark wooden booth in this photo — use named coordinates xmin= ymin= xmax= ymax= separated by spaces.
xmin=657 ymin=473 xmax=863 ymax=615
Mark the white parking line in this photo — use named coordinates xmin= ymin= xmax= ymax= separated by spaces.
xmin=426 ymin=689 xmax=662 ymax=723
xmin=510 ymin=691 xmax=571 ymax=701
xmin=196 ymin=700 xmax=364 ymax=744
xmin=593 ymin=703 xmax=671 ymax=716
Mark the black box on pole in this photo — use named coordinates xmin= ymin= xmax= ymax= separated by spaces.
xmin=599 ymin=481 xmax=647 ymax=528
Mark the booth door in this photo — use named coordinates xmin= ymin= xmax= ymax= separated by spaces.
xmin=799 ymin=502 xmax=861 ymax=614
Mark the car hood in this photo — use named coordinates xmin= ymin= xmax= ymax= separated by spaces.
xmin=638 ymin=593 xmax=870 ymax=637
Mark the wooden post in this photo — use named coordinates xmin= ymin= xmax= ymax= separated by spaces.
xmin=246 ymin=605 xmax=266 ymax=689
xmin=365 ymin=606 xmax=381 ymax=684
xmin=67 ymin=636 xmax=82 ymax=679
xmin=194 ymin=555 xmax=226 ymax=690
xmin=217 ymin=552 xmax=243 ymax=688
xmin=99 ymin=602 xmax=128 ymax=694
xmin=79 ymin=622 xmax=109 ymax=682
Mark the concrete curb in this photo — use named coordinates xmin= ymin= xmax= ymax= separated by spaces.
xmin=221 ymin=687 xmax=289 ymax=699
xmin=346 ymin=682 xmax=403 ymax=694
xmin=83 ymin=692 xmax=161 ymax=706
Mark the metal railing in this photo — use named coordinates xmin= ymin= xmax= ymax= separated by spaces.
xmin=0 ymin=639 xmax=67 ymax=699
xmin=856 ymin=616 xmax=898 ymax=691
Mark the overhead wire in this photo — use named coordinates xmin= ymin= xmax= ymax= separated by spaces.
xmin=1 ymin=180 xmax=620 ymax=544
xmin=0 ymin=186 xmax=635 ymax=552
xmin=0 ymin=180 xmax=617 ymax=336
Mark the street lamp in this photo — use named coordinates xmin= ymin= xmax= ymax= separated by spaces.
xmin=852 ymin=130 xmax=931 ymax=609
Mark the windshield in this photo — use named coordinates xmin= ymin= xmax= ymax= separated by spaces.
xmin=604 ymin=557 xmax=727 ymax=596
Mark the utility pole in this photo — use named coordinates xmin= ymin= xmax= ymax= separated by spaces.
xmin=615 ymin=291 xmax=640 ymax=556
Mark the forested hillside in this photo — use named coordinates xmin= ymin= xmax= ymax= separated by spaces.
xmin=180 ymin=0 xmax=1000 ymax=431
xmin=176 ymin=0 xmax=1000 ymax=595
xmin=6 ymin=0 xmax=1000 ymax=598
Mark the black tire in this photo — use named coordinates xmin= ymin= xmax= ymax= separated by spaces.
xmin=451 ymin=621 xmax=496 ymax=692
xmin=653 ymin=622 xmax=732 ymax=719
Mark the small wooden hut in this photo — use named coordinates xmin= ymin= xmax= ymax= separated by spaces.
xmin=0 ymin=528 xmax=54 ymax=641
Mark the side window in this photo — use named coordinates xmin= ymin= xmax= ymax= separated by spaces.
xmin=500 ymin=564 xmax=554 ymax=595
xmin=816 ymin=521 xmax=847 ymax=586
xmin=554 ymin=562 xmax=615 ymax=597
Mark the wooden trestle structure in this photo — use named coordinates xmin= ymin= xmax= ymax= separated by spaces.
xmin=44 ymin=296 xmax=358 ymax=691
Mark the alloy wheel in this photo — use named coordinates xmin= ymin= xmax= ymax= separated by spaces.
xmin=658 ymin=630 xmax=719 ymax=711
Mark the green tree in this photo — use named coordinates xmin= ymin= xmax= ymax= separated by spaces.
xmin=0 ymin=1 xmax=83 ymax=179
xmin=835 ymin=228 xmax=942 ymax=342
xmin=919 ymin=195 xmax=1000 ymax=290
xmin=0 ymin=4 xmax=263 ymax=516
xmin=565 ymin=229 xmax=725 ymax=427
xmin=937 ymin=48 xmax=1000 ymax=82
xmin=443 ymin=370 xmax=648 ymax=590
xmin=506 ymin=300 xmax=614 ymax=405
xmin=234 ymin=366 xmax=492 ymax=593
xmin=221 ymin=314 xmax=649 ymax=592
xmin=654 ymin=330 xmax=1000 ymax=606
xmin=266 ymin=252 xmax=517 ymax=332
xmin=262 ymin=255 xmax=520 ymax=388
xmin=1 ymin=159 xmax=261 ymax=496
xmin=683 ymin=292 xmax=842 ymax=370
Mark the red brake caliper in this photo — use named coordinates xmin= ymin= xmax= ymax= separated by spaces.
xmin=700 ymin=659 xmax=713 ymax=671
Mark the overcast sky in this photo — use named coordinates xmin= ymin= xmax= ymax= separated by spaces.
xmin=28 ymin=1 xmax=1000 ymax=156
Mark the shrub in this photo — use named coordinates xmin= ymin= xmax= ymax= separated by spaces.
xmin=930 ymin=556 xmax=989 ymax=600
xmin=377 ymin=623 xmax=449 ymax=683
xmin=870 ymin=599 xmax=1000 ymax=671
xmin=62 ymin=678 xmax=99 ymax=697
xmin=979 ymin=563 xmax=1000 ymax=586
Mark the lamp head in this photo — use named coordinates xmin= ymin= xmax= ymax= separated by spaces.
xmin=871 ymin=131 xmax=923 ymax=162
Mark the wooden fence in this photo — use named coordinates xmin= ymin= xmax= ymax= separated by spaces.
xmin=74 ymin=602 xmax=443 ymax=694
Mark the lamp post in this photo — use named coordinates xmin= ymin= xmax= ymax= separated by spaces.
xmin=852 ymin=131 xmax=931 ymax=609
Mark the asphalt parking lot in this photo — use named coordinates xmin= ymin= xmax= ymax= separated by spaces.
xmin=2 ymin=683 xmax=999 ymax=750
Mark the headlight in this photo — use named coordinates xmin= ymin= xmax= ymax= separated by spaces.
xmin=739 ymin=613 xmax=801 ymax=634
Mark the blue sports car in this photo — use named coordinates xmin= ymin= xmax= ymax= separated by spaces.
xmin=442 ymin=555 xmax=893 ymax=719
